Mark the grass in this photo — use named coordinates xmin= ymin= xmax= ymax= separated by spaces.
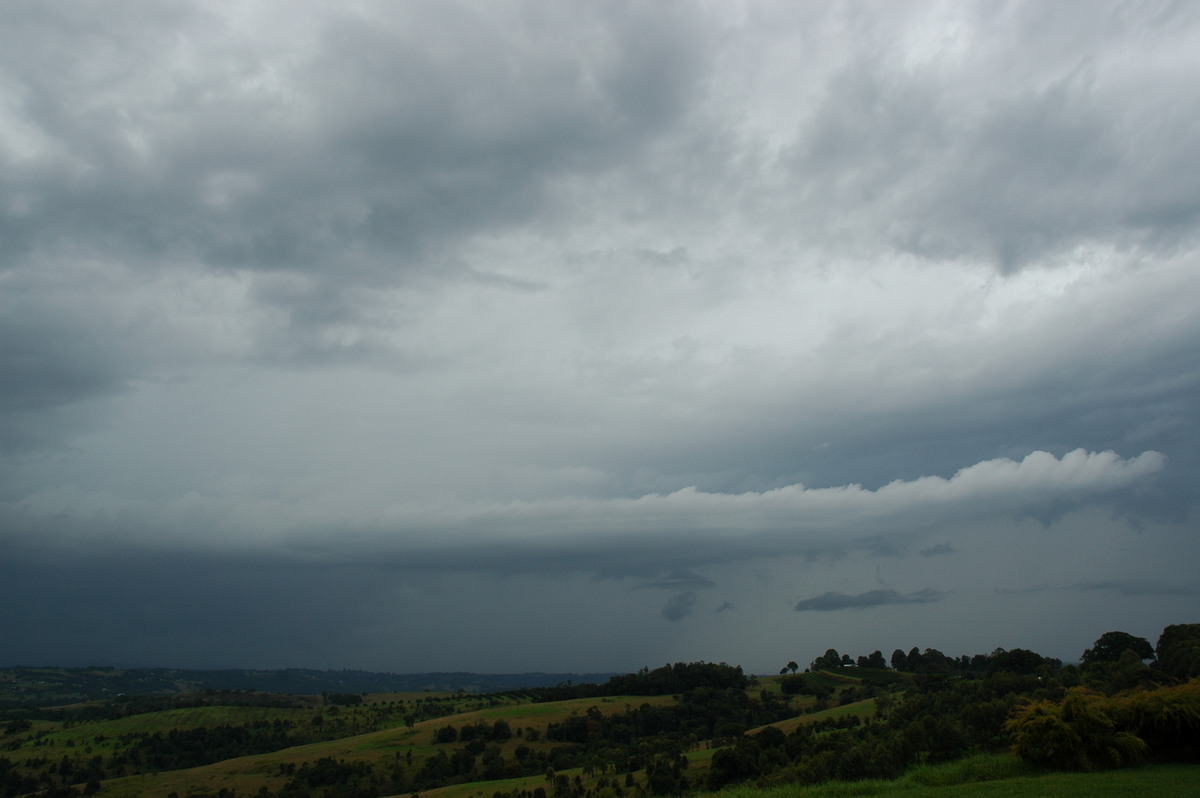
xmin=413 ymin=751 xmax=1200 ymax=798
xmin=709 ymin=755 xmax=1200 ymax=798
xmin=746 ymin=699 xmax=877 ymax=737
xmin=55 ymin=705 xmax=309 ymax=737
xmin=85 ymin=694 xmax=681 ymax=798
xmin=32 ymin=689 xmax=1199 ymax=798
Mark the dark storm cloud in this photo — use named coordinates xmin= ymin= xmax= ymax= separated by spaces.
xmin=794 ymin=589 xmax=944 ymax=613
xmin=1072 ymin=580 xmax=1200 ymax=598
xmin=2 ymin=1 xmax=1199 ymax=673
xmin=661 ymin=592 xmax=698 ymax=623
xmin=0 ymin=0 xmax=719 ymax=375
xmin=0 ymin=268 xmax=151 ymax=454
xmin=1001 ymin=580 xmax=1200 ymax=598
xmin=634 ymin=570 xmax=717 ymax=592
xmin=0 ymin=544 xmax=380 ymax=669
xmin=0 ymin=1 xmax=711 ymax=277
xmin=0 ymin=314 xmax=125 ymax=449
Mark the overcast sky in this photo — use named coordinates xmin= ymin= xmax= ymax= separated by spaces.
xmin=3 ymin=0 xmax=1199 ymax=675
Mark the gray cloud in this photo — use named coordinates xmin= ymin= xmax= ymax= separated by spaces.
xmin=661 ymin=592 xmax=699 ymax=623
xmin=1073 ymin=580 xmax=1200 ymax=598
xmin=0 ymin=449 xmax=1163 ymax=580
xmin=1000 ymin=580 xmax=1200 ymax=599
xmin=1 ymin=1 xmax=1198 ymax=673
xmin=794 ymin=589 xmax=945 ymax=613
xmin=0 ymin=2 xmax=711 ymax=275
xmin=770 ymin=3 xmax=1200 ymax=272
xmin=635 ymin=569 xmax=717 ymax=592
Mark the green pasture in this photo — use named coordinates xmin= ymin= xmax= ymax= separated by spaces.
xmin=408 ymin=694 xmax=677 ymax=742
xmin=712 ymin=756 xmax=1200 ymax=798
xmin=410 ymin=744 xmax=721 ymax=798
xmin=746 ymin=699 xmax=877 ymax=737
xmin=2 ymin=705 xmax=311 ymax=767
xmin=86 ymin=693 xmax=682 ymax=798
xmin=55 ymin=705 xmax=306 ymax=737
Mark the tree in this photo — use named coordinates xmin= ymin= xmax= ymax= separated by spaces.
xmin=989 ymin=648 xmax=1059 ymax=675
xmin=786 ymin=661 xmax=799 ymax=674
xmin=1156 ymin=623 xmax=1200 ymax=680
xmin=1081 ymin=631 xmax=1155 ymax=665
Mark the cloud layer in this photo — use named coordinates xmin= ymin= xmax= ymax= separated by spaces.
xmin=794 ymin=589 xmax=944 ymax=613
xmin=2 ymin=0 xmax=1198 ymax=673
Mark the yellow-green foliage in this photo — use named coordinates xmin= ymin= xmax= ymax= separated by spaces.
xmin=1007 ymin=682 xmax=1200 ymax=771
xmin=1116 ymin=680 xmax=1200 ymax=759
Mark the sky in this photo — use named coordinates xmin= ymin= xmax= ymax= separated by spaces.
xmin=2 ymin=0 xmax=1199 ymax=676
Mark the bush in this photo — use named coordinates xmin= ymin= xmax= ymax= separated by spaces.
xmin=1007 ymin=688 xmax=1146 ymax=770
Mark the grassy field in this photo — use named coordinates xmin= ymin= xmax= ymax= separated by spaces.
xmin=745 ymin=699 xmax=877 ymax=737
xmin=396 ymin=695 xmax=883 ymax=798
xmin=711 ymin=755 xmax=1200 ymax=798
xmin=11 ymin=684 xmax=858 ymax=798
xmin=402 ymin=750 xmax=1200 ymax=798
xmin=84 ymin=693 xmax=679 ymax=798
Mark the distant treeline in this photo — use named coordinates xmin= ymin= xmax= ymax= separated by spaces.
xmin=517 ymin=661 xmax=750 ymax=702
xmin=0 ymin=667 xmax=618 ymax=706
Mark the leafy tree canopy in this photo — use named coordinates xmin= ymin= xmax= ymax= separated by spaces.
xmin=1156 ymin=623 xmax=1200 ymax=680
xmin=988 ymin=647 xmax=1061 ymax=675
xmin=1081 ymin=631 xmax=1155 ymax=665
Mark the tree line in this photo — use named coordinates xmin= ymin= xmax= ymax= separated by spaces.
xmin=2 ymin=624 xmax=1197 ymax=798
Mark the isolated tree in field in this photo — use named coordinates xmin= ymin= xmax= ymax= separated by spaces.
xmin=787 ymin=661 xmax=799 ymax=674
xmin=1081 ymin=631 xmax=1155 ymax=665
